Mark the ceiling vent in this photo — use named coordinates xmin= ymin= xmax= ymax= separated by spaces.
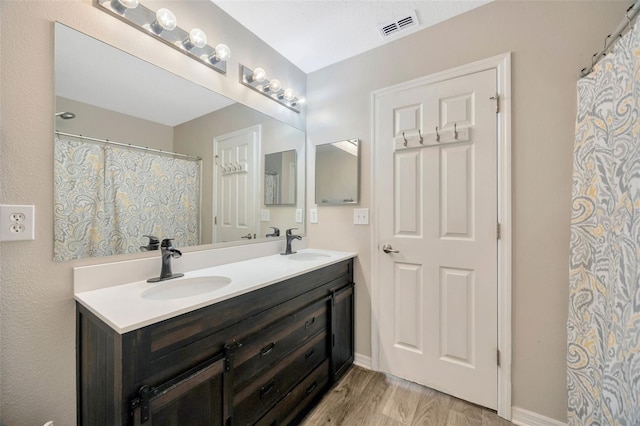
xmin=378 ymin=11 xmax=420 ymax=38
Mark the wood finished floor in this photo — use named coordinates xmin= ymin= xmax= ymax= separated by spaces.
xmin=301 ymin=366 xmax=514 ymax=426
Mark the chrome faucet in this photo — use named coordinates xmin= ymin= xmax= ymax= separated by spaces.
xmin=147 ymin=238 xmax=184 ymax=283
xmin=281 ymin=228 xmax=302 ymax=255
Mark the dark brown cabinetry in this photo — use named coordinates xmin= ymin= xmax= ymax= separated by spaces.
xmin=77 ymin=259 xmax=354 ymax=426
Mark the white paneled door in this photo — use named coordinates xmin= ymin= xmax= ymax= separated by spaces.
xmin=214 ymin=126 xmax=259 ymax=243
xmin=375 ymin=69 xmax=498 ymax=409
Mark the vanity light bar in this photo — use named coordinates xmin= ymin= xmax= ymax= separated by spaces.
xmin=95 ymin=0 xmax=230 ymax=74
xmin=240 ymin=65 xmax=303 ymax=113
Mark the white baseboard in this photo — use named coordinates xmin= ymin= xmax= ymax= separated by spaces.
xmin=511 ymin=407 xmax=567 ymax=426
xmin=353 ymin=353 xmax=372 ymax=369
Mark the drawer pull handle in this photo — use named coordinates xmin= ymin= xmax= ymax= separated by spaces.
xmin=305 ymin=381 xmax=318 ymax=395
xmin=260 ymin=381 xmax=275 ymax=399
xmin=305 ymin=349 xmax=315 ymax=359
xmin=261 ymin=342 xmax=276 ymax=357
xmin=305 ymin=317 xmax=316 ymax=329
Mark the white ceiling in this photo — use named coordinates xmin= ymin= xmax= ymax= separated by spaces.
xmin=214 ymin=1 xmax=491 ymax=73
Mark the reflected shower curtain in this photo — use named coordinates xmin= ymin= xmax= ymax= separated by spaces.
xmin=568 ymin=21 xmax=640 ymax=425
xmin=54 ymin=138 xmax=200 ymax=261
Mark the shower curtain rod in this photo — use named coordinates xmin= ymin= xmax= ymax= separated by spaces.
xmin=55 ymin=131 xmax=202 ymax=161
xmin=579 ymin=0 xmax=640 ymax=78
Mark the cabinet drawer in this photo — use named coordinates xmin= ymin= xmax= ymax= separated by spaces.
xmin=233 ymin=330 xmax=328 ymax=426
xmin=131 ymin=262 xmax=352 ymax=385
xmin=234 ymin=299 xmax=328 ymax=388
xmin=255 ymin=359 xmax=330 ymax=426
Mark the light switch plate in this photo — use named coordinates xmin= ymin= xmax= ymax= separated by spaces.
xmin=310 ymin=209 xmax=318 ymax=224
xmin=260 ymin=209 xmax=270 ymax=221
xmin=295 ymin=208 xmax=303 ymax=223
xmin=0 ymin=205 xmax=35 ymax=241
xmin=353 ymin=208 xmax=369 ymax=225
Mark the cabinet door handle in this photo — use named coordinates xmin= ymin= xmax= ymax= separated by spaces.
xmin=259 ymin=381 xmax=275 ymax=399
xmin=305 ymin=316 xmax=316 ymax=329
xmin=260 ymin=342 xmax=276 ymax=357
xmin=305 ymin=381 xmax=318 ymax=395
xmin=305 ymin=349 xmax=315 ymax=359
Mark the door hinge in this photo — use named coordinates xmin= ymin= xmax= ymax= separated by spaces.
xmin=215 ymin=216 xmax=217 ymax=225
xmin=496 ymin=222 xmax=501 ymax=240
xmin=490 ymin=94 xmax=500 ymax=113
xmin=497 ymin=349 xmax=501 ymax=367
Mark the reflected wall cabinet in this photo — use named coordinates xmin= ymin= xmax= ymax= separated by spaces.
xmin=77 ymin=259 xmax=354 ymax=425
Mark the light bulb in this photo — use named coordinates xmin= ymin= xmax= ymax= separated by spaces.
xmin=269 ymin=79 xmax=282 ymax=92
xmin=110 ymin=0 xmax=138 ymax=13
xmin=214 ymin=44 xmax=231 ymax=61
xmin=151 ymin=8 xmax=177 ymax=34
xmin=251 ymin=67 xmax=266 ymax=83
xmin=183 ymin=28 xmax=207 ymax=50
xmin=283 ymin=88 xmax=295 ymax=100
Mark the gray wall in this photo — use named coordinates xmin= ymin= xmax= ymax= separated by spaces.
xmin=0 ymin=1 xmax=305 ymax=424
xmin=56 ymin=97 xmax=174 ymax=150
xmin=305 ymin=1 xmax=626 ymax=422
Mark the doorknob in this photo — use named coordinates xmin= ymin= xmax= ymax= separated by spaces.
xmin=382 ymin=244 xmax=399 ymax=254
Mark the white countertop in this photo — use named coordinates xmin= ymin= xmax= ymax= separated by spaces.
xmin=74 ymin=249 xmax=356 ymax=334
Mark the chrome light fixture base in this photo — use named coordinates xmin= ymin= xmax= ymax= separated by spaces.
xmin=240 ymin=65 xmax=301 ymax=113
xmin=95 ymin=0 xmax=228 ymax=75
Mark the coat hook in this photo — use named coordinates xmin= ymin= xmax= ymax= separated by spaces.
xmin=418 ymin=129 xmax=424 ymax=144
xmin=402 ymin=132 xmax=408 ymax=147
xmin=435 ymin=126 xmax=440 ymax=142
xmin=454 ymin=123 xmax=458 ymax=140
xmin=602 ymin=34 xmax=611 ymax=57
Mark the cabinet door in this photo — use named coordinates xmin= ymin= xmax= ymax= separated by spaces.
xmin=131 ymin=355 xmax=225 ymax=426
xmin=331 ymin=283 xmax=354 ymax=381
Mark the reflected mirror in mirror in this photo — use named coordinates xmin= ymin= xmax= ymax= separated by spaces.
xmin=264 ymin=150 xmax=296 ymax=205
xmin=53 ymin=23 xmax=305 ymax=261
xmin=315 ymin=139 xmax=359 ymax=205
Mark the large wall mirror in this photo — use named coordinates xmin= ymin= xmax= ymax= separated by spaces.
xmin=53 ymin=23 xmax=305 ymax=262
xmin=315 ymin=139 xmax=359 ymax=205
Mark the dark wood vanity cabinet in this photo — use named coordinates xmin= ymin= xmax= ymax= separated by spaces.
xmin=77 ymin=259 xmax=354 ymax=426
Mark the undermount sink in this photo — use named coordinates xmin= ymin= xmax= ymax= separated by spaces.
xmin=288 ymin=252 xmax=331 ymax=261
xmin=142 ymin=276 xmax=232 ymax=300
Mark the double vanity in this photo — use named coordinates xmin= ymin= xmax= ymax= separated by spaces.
xmin=75 ymin=249 xmax=356 ymax=425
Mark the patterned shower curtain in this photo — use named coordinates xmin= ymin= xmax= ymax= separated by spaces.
xmin=54 ymin=138 xmax=200 ymax=261
xmin=568 ymin=21 xmax=640 ymax=425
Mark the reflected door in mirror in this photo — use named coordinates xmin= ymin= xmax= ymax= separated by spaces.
xmin=214 ymin=126 xmax=259 ymax=243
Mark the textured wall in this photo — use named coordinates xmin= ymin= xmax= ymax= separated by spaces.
xmin=0 ymin=1 xmax=304 ymax=424
xmin=305 ymin=1 xmax=626 ymax=422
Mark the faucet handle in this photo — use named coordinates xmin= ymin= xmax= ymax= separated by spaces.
xmin=144 ymin=235 xmax=160 ymax=244
xmin=141 ymin=235 xmax=160 ymax=251
xmin=161 ymin=238 xmax=175 ymax=248
xmin=286 ymin=228 xmax=299 ymax=236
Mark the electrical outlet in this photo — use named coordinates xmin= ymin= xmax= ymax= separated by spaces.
xmin=260 ymin=209 xmax=270 ymax=221
xmin=0 ymin=205 xmax=35 ymax=241
xmin=310 ymin=209 xmax=318 ymax=224
xmin=353 ymin=208 xmax=369 ymax=225
xmin=295 ymin=209 xmax=303 ymax=223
